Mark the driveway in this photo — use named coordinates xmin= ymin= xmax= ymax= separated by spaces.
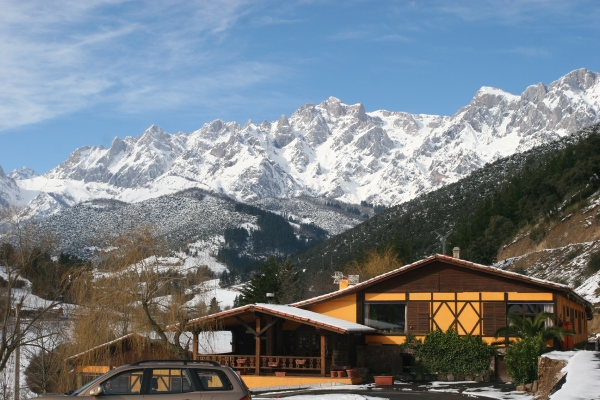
xmin=253 ymin=381 xmax=529 ymax=400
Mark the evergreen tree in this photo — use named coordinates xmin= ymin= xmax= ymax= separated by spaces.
xmin=239 ymin=257 xmax=301 ymax=305
xmin=208 ymin=297 xmax=221 ymax=314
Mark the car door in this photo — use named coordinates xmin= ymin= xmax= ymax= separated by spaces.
xmin=97 ymin=369 xmax=145 ymax=400
xmin=143 ymin=368 xmax=200 ymax=400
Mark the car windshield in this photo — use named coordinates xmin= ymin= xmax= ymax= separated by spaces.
xmin=71 ymin=374 xmax=106 ymax=396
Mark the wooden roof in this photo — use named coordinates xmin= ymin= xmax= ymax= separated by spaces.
xmin=186 ymin=303 xmax=376 ymax=334
xmin=292 ymin=254 xmax=593 ymax=316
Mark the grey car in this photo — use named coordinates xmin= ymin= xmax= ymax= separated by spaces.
xmin=47 ymin=360 xmax=251 ymax=400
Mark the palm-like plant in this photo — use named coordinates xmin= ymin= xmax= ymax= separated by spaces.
xmin=494 ymin=312 xmax=574 ymax=345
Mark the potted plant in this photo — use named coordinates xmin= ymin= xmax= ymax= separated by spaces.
xmin=374 ymin=376 xmax=393 ymax=386
xmin=268 ymin=361 xmax=280 ymax=367
xmin=295 ymin=359 xmax=306 ymax=367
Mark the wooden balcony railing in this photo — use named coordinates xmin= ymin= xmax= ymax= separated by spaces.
xmin=196 ymin=355 xmax=322 ymax=373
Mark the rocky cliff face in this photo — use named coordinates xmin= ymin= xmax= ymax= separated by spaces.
xmin=0 ymin=166 xmax=22 ymax=208
xmin=4 ymin=68 xmax=600 ymax=219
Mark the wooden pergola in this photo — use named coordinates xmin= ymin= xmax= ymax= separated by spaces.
xmin=186 ymin=303 xmax=376 ymax=376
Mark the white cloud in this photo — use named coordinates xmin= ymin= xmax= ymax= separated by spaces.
xmin=0 ymin=0 xmax=282 ymax=131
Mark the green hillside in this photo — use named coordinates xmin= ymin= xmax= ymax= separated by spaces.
xmin=292 ymin=123 xmax=600 ymax=275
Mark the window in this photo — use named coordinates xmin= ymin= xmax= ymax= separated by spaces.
xmin=148 ymin=369 xmax=192 ymax=394
xmin=507 ymin=303 xmax=554 ymax=327
xmin=192 ymin=370 xmax=233 ymax=391
xmin=101 ymin=370 xmax=144 ymax=395
xmin=364 ymin=302 xmax=406 ymax=333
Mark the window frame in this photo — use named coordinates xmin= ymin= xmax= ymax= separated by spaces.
xmin=146 ymin=368 xmax=194 ymax=395
xmin=99 ymin=369 xmax=146 ymax=396
xmin=363 ymin=301 xmax=407 ymax=334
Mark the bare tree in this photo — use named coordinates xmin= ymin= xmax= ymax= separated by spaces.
xmin=344 ymin=247 xmax=403 ymax=281
xmin=0 ymin=206 xmax=66 ymax=375
xmin=63 ymin=226 xmax=214 ymax=368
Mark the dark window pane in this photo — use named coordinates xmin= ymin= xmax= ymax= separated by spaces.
xmin=524 ymin=304 xmax=537 ymax=314
xmin=365 ymin=303 xmax=406 ymax=333
xmin=508 ymin=304 xmax=522 ymax=314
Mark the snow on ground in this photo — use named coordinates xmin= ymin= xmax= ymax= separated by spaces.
xmin=462 ymin=387 xmax=532 ymax=400
xmin=186 ymin=237 xmax=228 ymax=274
xmin=576 ymin=271 xmax=600 ymax=304
xmin=189 ymin=279 xmax=241 ymax=309
xmin=550 ymin=351 xmax=600 ymax=400
xmin=258 ymin=395 xmax=385 ymax=400
xmin=255 ymin=382 xmax=533 ymax=400
xmin=543 ymin=350 xmax=578 ymax=361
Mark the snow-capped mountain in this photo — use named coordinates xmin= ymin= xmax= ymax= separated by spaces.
xmin=4 ymin=68 xmax=600 ymax=219
xmin=0 ymin=166 xmax=22 ymax=208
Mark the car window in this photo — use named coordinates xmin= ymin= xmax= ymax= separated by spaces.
xmin=101 ymin=370 xmax=144 ymax=395
xmin=148 ymin=369 xmax=192 ymax=394
xmin=191 ymin=369 xmax=233 ymax=391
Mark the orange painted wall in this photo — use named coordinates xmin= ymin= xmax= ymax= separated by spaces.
xmin=307 ymin=294 xmax=357 ymax=323
xmin=556 ymin=294 xmax=588 ymax=345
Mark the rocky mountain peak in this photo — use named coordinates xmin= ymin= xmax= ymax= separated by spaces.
xmin=468 ymin=86 xmax=519 ymax=109
xmin=522 ymin=82 xmax=548 ymax=103
xmin=8 ymin=167 xmax=39 ymax=180
xmin=140 ymin=124 xmax=169 ymax=143
xmin=278 ymin=114 xmax=290 ymax=127
xmin=4 ymin=69 xmax=600 ymax=218
xmin=557 ymin=68 xmax=598 ymax=91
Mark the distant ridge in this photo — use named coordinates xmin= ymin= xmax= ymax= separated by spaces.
xmin=2 ymin=68 xmax=600 ymax=222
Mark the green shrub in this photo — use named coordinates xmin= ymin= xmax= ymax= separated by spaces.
xmin=504 ymin=334 xmax=546 ymax=385
xmin=411 ymin=329 xmax=495 ymax=377
xmin=529 ymin=225 xmax=547 ymax=242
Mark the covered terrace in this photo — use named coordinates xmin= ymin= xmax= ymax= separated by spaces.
xmin=186 ymin=303 xmax=376 ymax=377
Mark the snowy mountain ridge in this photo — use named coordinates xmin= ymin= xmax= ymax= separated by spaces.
xmin=3 ymin=68 xmax=600 ymax=219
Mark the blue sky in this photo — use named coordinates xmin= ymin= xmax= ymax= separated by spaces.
xmin=1 ymin=0 xmax=599 ymax=174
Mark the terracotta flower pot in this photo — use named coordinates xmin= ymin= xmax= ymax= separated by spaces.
xmin=330 ymin=371 xmax=337 ymax=378
xmin=374 ymin=376 xmax=393 ymax=386
xmin=337 ymin=370 xmax=345 ymax=378
xmin=346 ymin=369 xmax=357 ymax=378
xmin=275 ymin=371 xmax=286 ymax=377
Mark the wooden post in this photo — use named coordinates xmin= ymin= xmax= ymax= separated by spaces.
xmin=255 ymin=315 xmax=261 ymax=375
xmin=192 ymin=330 xmax=199 ymax=360
xmin=320 ymin=333 xmax=326 ymax=376
xmin=266 ymin=316 xmax=273 ymax=356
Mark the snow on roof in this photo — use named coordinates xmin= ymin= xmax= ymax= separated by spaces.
xmin=187 ymin=303 xmax=376 ymax=334
xmin=292 ymin=255 xmax=592 ymax=312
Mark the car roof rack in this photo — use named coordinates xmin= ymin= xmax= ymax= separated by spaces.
xmin=129 ymin=360 xmax=221 ymax=367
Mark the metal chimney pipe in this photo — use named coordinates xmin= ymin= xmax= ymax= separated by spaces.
xmin=266 ymin=293 xmax=275 ymax=304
